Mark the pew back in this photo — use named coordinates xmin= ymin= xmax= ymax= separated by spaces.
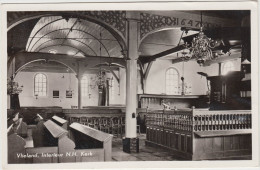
xmin=52 ymin=116 xmax=68 ymax=130
xmin=69 ymin=123 xmax=113 ymax=161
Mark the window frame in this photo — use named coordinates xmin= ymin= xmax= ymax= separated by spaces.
xmin=165 ymin=67 xmax=180 ymax=95
xmin=34 ymin=73 xmax=48 ymax=97
xmin=222 ymin=61 xmax=235 ymax=75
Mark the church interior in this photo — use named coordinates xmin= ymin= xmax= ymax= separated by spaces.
xmin=7 ymin=10 xmax=252 ymax=163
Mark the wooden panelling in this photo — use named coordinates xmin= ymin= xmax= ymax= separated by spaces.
xmin=146 ymin=109 xmax=252 ymax=160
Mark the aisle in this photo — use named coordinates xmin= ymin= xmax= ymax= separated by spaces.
xmin=111 ymin=134 xmax=180 ymax=161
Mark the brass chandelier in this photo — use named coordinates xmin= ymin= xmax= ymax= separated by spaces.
xmin=184 ymin=12 xmax=218 ymax=66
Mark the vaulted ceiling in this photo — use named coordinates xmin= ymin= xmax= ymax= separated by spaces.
xmin=26 ymin=16 xmax=123 ymax=58
xmin=7 ymin=11 xmax=249 ymax=73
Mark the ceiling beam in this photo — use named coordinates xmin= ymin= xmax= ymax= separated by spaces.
xmin=139 ymin=45 xmax=186 ymax=64
xmin=12 ymin=52 xmax=126 ymax=75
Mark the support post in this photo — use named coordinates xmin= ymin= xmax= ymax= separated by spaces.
xmin=76 ymin=61 xmax=84 ymax=109
xmin=77 ymin=76 xmax=82 ymax=109
xmin=123 ymin=12 xmax=140 ymax=153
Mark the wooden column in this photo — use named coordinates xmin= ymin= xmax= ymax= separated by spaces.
xmin=76 ymin=61 xmax=84 ymax=109
xmin=77 ymin=75 xmax=82 ymax=109
xmin=125 ymin=59 xmax=138 ymax=137
xmin=125 ymin=13 xmax=139 ymax=138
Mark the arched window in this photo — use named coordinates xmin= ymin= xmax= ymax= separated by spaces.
xmin=81 ymin=75 xmax=88 ymax=97
xmin=165 ymin=68 xmax=179 ymax=95
xmin=34 ymin=73 xmax=47 ymax=96
xmin=222 ymin=61 xmax=235 ymax=75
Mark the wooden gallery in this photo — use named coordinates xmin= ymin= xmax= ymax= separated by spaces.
xmin=7 ymin=10 xmax=252 ymax=163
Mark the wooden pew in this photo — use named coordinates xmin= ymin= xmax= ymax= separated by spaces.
xmin=25 ymin=120 xmax=75 ymax=163
xmin=69 ymin=122 xmax=113 ymax=162
xmin=8 ymin=117 xmax=75 ymax=164
xmin=16 ymin=118 xmax=28 ymax=138
xmin=8 ymin=131 xmax=26 ymax=163
xmin=51 ymin=115 xmax=68 ymax=130
xmin=7 ymin=115 xmax=29 ymax=164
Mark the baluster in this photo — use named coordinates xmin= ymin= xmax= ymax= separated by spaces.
xmin=231 ymin=114 xmax=234 ymax=129
xmin=232 ymin=114 xmax=235 ymax=129
xmin=195 ymin=116 xmax=199 ymax=131
xmin=241 ymin=114 xmax=244 ymax=129
xmin=215 ymin=115 xmax=218 ymax=130
xmin=239 ymin=114 xmax=242 ymax=129
xmin=235 ymin=114 xmax=238 ymax=129
xmin=203 ymin=115 xmax=206 ymax=131
xmin=200 ymin=116 xmax=202 ymax=131
xmin=244 ymin=114 xmax=247 ymax=129
xmin=226 ymin=114 xmax=229 ymax=130
xmin=213 ymin=115 xmax=216 ymax=130
xmin=206 ymin=115 xmax=209 ymax=131
xmin=246 ymin=115 xmax=250 ymax=129
xmin=208 ymin=115 xmax=210 ymax=131
xmin=223 ymin=114 xmax=226 ymax=130
xmin=220 ymin=114 xmax=223 ymax=130
xmin=218 ymin=114 xmax=221 ymax=130
xmin=195 ymin=115 xmax=198 ymax=131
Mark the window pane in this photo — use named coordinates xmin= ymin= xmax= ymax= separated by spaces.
xmin=166 ymin=68 xmax=179 ymax=95
xmin=34 ymin=73 xmax=47 ymax=96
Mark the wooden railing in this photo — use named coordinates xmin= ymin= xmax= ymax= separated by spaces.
xmin=146 ymin=109 xmax=193 ymax=132
xmin=192 ymin=110 xmax=251 ymax=132
xmin=145 ymin=108 xmax=252 ymax=160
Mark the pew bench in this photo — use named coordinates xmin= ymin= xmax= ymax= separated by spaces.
xmin=69 ymin=122 xmax=113 ymax=161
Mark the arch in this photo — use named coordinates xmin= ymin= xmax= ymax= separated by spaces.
xmin=139 ymin=27 xmax=182 ymax=49
xmin=8 ymin=12 xmax=127 ymax=53
xmin=165 ymin=67 xmax=180 ymax=95
xmin=15 ymin=59 xmax=77 ymax=76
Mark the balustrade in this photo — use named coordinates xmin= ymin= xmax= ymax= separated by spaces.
xmin=145 ymin=108 xmax=252 ymax=160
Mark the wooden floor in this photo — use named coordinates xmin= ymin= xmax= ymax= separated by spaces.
xmin=111 ymin=134 xmax=181 ymax=161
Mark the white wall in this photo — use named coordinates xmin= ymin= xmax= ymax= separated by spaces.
xmin=145 ymin=58 xmax=241 ymax=95
xmin=15 ymin=72 xmax=78 ymax=108
xmin=81 ymin=70 xmax=126 ymax=106
xmin=14 ymin=59 xmax=240 ymax=108
xmin=15 ymin=70 xmax=127 ymax=108
xmin=145 ymin=60 xmax=209 ymax=95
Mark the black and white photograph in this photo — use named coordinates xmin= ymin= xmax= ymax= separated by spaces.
xmin=1 ymin=1 xmax=259 ymax=169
